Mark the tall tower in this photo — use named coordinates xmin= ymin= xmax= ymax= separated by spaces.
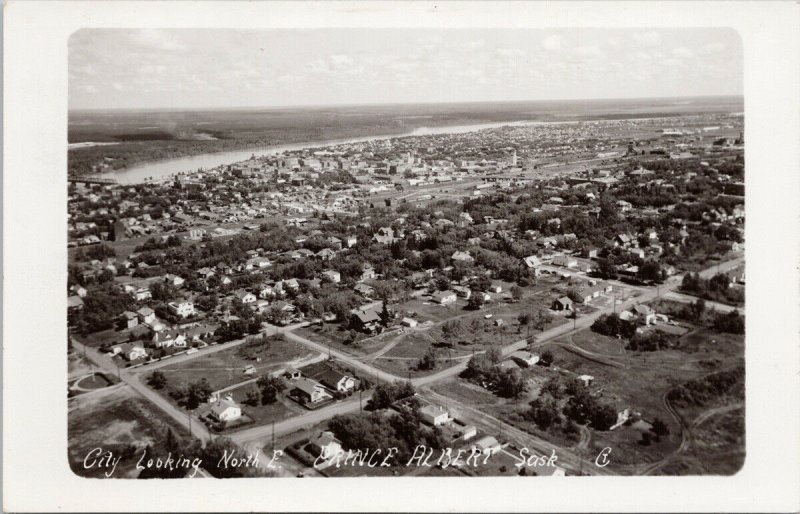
xmin=511 ymin=150 xmax=518 ymax=166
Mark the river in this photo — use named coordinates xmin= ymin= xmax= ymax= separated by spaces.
xmin=86 ymin=118 xmax=571 ymax=185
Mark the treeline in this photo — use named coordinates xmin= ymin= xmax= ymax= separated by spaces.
xmin=681 ymin=272 xmax=744 ymax=306
xmin=525 ymin=375 xmax=617 ymax=434
xmin=591 ymin=313 xmax=637 ymax=339
xmin=461 ymin=348 xmax=526 ymax=398
xmin=667 ymin=365 xmax=744 ymax=408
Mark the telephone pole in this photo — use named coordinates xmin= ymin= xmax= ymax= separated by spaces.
xmin=272 ymin=421 xmax=275 ymax=451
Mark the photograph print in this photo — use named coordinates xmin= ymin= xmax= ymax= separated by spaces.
xmin=66 ymin=27 xmax=745 ymax=480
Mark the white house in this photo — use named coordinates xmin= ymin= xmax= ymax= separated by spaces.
xmin=208 ymin=395 xmax=242 ymax=423
xmin=136 ymin=307 xmax=156 ymax=325
xmin=401 ymin=317 xmax=418 ymax=328
xmin=473 ymin=435 xmax=502 ymax=456
xmin=420 ymin=405 xmax=449 ymax=426
xmin=164 ymin=274 xmax=185 ymax=287
xmin=235 ymin=290 xmax=257 ymax=304
xmin=311 ymin=431 xmax=343 ymax=469
xmin=133 ymin=287 xmax=152 ymax=301
xmin=321 ymin=270 xmax=341 ymax=283
xmin=510 ymin=351 xmax=540 ymax=367
xmin=168 ymin=300 xmax=195 ymax=318
xmin=432 ymin=290 xmax=457 ymax=305
xmin=553 ymin=255 xmax=578 ymax=268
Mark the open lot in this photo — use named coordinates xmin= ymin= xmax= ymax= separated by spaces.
xmin=157 ymin=335 xmax=317 ymax=393
xmin=68 ymin=385 xmax=191 ymax=478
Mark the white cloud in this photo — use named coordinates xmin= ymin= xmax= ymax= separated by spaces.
xmin=129 ymin=29 xmax=187 ymax=52
xmin=330 ymin=54 xmax=355 ymax=67
xmin=541 ymin=35 xmax=563 ymax=51
xmin=497 ymin=48 xmax=525 ymax=58
xmin=672 ymin=47 xmax=694 ymax=59
xmin=632 ymin=31 xmax=662 ymax=47
xmin=463 ymin=39 xmax=485 ymax=50
xmin=574 ymin=45 xmax=604 ymax=58
xmin=701 ymin=42 xmax=725 ymax=54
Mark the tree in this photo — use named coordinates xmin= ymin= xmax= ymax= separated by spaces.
xmin=495 ymin=369 xmax=526 ymax=398
xmin=637 ymin=260 xmax=664 ymax=284
xmin=416 ymin=346 xmax=437 ymax=371
xmin=486 ymin=346 xmax=502 ymax=365
xmin=510 ymin=285 xmax=524 ymax=302
xmin=651 ymin=417 xmax=670 ymax=437
xmin=532 ymin=309 xmax=554 ymax=331
xmin=256 ymin=375 xmax=286 ymax=404
xmin=380 ymin=300 xmax=392 ymax=327
xmin=713 ymin=310 xmax=745 ymax=334
xmin=147 ymin=370 xmax=167 ymax=390
xmin=186 ymin=378 xmax=212 ymax=409
xmin=527 ymin=397 xmax=559 ymax=430
xmin=467 ymin=294 xmax=485 ymax=310
xmin=244 ymin=388 xmax=261 ymax=407
xmin=440 ymin=320 xmax=462 ymax=345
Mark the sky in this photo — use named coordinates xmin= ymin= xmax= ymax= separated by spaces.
xmin=69 ymin=28 xmax=743 ymax=110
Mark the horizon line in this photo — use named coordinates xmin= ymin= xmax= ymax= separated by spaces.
xmin=68 ymin=94 xmax=744 ymax=114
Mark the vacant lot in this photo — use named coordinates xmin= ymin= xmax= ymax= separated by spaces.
xmin=657 ymin=407 xmax=745 ymax=475
xmin=158 ymin=336 xmax=316 ymax=393
xmin=295 ymin=323 xmax=388 ymax=357
xmin=68 ymin=385 xmax=191 ymax=478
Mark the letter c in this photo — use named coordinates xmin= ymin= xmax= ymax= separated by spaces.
xmin=595 ymin=447 xmax=612 ymax=467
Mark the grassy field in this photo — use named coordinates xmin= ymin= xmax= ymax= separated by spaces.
xmin=158 ymin=336 xmax=316 ymax=393
xmin=68 ymin=385 xmax=191 ymax=478
xmin=657 ymin=407 xmax=745 ymax=475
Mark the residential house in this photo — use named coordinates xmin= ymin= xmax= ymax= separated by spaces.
xmin=553 ymin=255 xmax=578 ymax=268
xmin=259 ymin=284 xmax=274 ymax=299
xmin=452 ymin=285 xmax=472 ymax=299
xmin=67 ymin=296 xmax=85 ymax=312
xmin=451 ymin=251 xmax=474 ymax=264
xmin=136 ymin=307 xmax=156 ymax=324
xmin=316 ymin=248 xmax=335 ymax=261
xmin=164 ymin=274 xmax=185 ymax=287
xmin=350 ymin=308 xmax=381 ymax=333
xmin=510 ymin=351 xmax=540 ymax=367
xmin=432 ymin=290 xmax=457 ymax=305
xmin=310 ymin=431 xmax=343 ymax=468
xmin=401 ymin=317 xmax=418 ymax=328
xmin=552 ymin=296 xmax=573 ymax=311
xmin=208 ymin=395 xmax=242 ymax=423
xmin=234 ymin=290 xmax=257 ymax=304
xmin=168 ymin=300 xmax=195 ymax=318
xmin=420 ymin=405 xmax=449 ymax=426
xmin=473 ymin=436 xmax=502 ymax=456
xmin=359 ymin=264 xmax=377 ymax=281
xmin=290 ymin=378 xmax=332 ymax=405
xmin=133 ymin=287 xmax=152 ymax=301
xmin=283 ymin=367 xmax=302 ymax=380
xmin=317 ymin=369 xmax=357 ymax=393
xmin=152 ymin=329 xmax=187 ymax=349
xmin=353 ymin=283 xmax=375 ymax=298
xmin=121 ymin=311 xmax=139 ymax=329
xmin=633 ymin=304 xmax=657 ymax=325
xmin=119 ymin=343 xmax=147 ymax=361
xmin=321 ymin=270 xmax=341 ymax=283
